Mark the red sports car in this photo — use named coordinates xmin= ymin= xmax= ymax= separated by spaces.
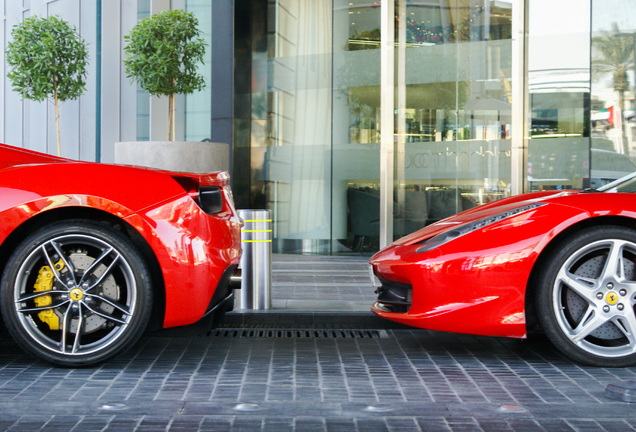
xmin=370 ymin=177 xmax=636 ymax=367
xmin=0 ymin=144 xmax=242 ymax=366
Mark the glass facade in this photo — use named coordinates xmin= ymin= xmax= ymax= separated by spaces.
xmin=333 ymin=0 xmax=380 ymax=253
xmin=527 ymin=0 xmax=590 ymax=192
xmin=235 ymin=0 xmax=337 ymax=254
xmin=229 ymin=0 xmax=635 ymax=256
xmin=391 ymin=1 xmax=513 ymax=250
xmin=590 ymin=0 xmax=636 ymax=186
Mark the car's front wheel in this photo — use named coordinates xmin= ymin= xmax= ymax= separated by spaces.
xmin=0 ymin=220 xmax=152 ymax=366
xmin=537 ymin=226 xmax=636 ymax=367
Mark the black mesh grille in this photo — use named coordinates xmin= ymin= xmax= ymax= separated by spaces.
xmin=376 ymin=279 xmax=412 ymax=313
xmin=210 ymin=328 xmax=389 ymax=339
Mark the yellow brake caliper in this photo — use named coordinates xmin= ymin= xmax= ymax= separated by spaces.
xmin=33 ymin=259 xmax=65 ymax=330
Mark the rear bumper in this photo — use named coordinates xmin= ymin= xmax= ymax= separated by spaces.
xmin=205 ymin=264 xmax=241 ymax=317
xmin=131 ymin=195 xmax=242 ymax=328
xmin=163 ymin=264 xmax=241 ymax=335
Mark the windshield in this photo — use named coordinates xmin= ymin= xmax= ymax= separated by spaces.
xmin=597 ymin=172 xmax=636 ymax=193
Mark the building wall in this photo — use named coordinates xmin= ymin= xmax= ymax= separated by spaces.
xmin=1 ymin=0 xmax=233 ymax=163
xmin=0 ymin=0 xmax=142 ymax=162
xmin=7 ymin=0 xmax=634 ymax=257
xmin=3 ymin=1 xmax=95 ymax=159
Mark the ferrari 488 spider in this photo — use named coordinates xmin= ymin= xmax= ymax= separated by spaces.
xmin=0 ymin=144 xmax=242 ymax=366
xmin=370 ymin=175 xmax=636 ymax=367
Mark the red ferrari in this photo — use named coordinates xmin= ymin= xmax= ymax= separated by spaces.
xmin=370 ymin=177 xmax=636 ymax=367
xmin=0 ymin=144 xmax=242 ymax=366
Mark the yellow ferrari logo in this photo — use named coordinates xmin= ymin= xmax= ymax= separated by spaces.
xmin=70 ymin=288 xmax=84 ymax=302
xmin=606 ymin=292 xmax=618 ymax=305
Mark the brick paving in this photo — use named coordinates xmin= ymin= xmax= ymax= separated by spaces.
xmin=0 ymin=255 xmax=635 ymax=431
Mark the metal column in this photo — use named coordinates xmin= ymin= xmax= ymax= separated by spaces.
xmin=235 ymin=209 xmax=272 ymax=309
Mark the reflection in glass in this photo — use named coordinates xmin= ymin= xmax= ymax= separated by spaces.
xmin=246 ymin=1 xmax=334 ymax=254
xmin=591 ymin=1 xmax=636 ymax=188
xmin=334 ymin=0 xmax=515 ymax=252
xmin=527 ymin=0 xmax=590 ymax=192
xmin=333 ymin=0 xmax=381 ymax=253
xmin=393 ymin=0 xmax=513 ymax=243
xmin=233 ymin=0 xmax=606 ymax=256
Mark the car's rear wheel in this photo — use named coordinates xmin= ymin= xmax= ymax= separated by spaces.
xmin=536 ymin=226 xmax=636 ymax=367
xmin=0 ymin=220 xmax=152 ymax=366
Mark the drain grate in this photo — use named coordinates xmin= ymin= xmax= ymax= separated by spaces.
xmin=210 ymin=328 xmax=389 ymax=339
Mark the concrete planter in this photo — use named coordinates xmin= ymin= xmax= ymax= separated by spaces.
xmin=114 ymin=141 xmax=230 ymax=173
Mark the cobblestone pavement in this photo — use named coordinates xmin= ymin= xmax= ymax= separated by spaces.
xmin=1 ymin=330 xmax=635 ymax=431
xmin=0 ymin=256 xmax=635 ymax=431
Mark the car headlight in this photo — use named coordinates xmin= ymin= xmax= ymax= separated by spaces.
xmin=416 ymin=203 xmax=546 ymax=253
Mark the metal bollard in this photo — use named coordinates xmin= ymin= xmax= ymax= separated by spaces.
xmin=235 ymin=209 xmax=272 ymax=309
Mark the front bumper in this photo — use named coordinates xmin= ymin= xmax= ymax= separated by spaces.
xmin=372 ymin=271 xmax=413 ymax=314
xmin=369 ymin=240 xmax=529 ymax=339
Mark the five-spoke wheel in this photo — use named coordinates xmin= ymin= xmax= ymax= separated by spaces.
xmin=537 ymin=226 xmax=636 ymax=367
xmin=0 ymin=220 xmax=152 ymax=366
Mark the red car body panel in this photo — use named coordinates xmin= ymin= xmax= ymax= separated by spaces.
xmin=370 ymin=190 xmax=636 ymax=338
xmin=0 ymin=144 xmax=241 ymax=329
xmin=131 ymin=196 xmax=241 ymax=327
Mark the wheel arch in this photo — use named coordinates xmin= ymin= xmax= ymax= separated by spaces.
xmin=524 ymin=215 xmax=636 ymax=331
xmin=0 ymin=207 xmax=166 ymax=331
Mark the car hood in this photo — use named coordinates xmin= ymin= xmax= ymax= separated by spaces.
xmin=0 ymin=143 xmax=230 ymax=186
xmin=392 ymin=189 xmax=582 ymax=247
xmin=0 ymin=143 xmax=232 ymax=214
xmin=0 ymin=143 xmax=75 ymax=170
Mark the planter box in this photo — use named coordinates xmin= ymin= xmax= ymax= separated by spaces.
xmin=115 ymin=141 xmax=230 ymax=173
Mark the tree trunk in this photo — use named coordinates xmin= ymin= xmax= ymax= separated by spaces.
xmin=169 ymin=77 xmax=176 ymax=141
xmin=619 ymin=89 xmax=628 ymax=155
xmin=54 ymin=78 xmax=61 ymax=156
xmin=172 ymin=92 xmax=176 ymax=141
xmin=168 ymin=93 xmax=173 ymax=142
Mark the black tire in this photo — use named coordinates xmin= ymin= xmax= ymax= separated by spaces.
xmin=0 ymin=220 xmax=152 ymax=366
xmin=536 ymin=226 xmax=636 ymax=367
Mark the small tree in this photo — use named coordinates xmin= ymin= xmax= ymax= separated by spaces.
xmin=6 ymin=16 xmax=88 ymax=157
xmin=124 ymin=9 xmax=206 ymax=141
xmin=593 ymin=23 xmax=634 ymax=154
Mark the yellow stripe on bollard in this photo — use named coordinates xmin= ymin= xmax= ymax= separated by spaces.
xmin=237 ymin=209 xmax=272 ymax=310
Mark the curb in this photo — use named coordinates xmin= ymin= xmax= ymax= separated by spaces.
xmin=221 ymin=310 xmax=411 ymax=330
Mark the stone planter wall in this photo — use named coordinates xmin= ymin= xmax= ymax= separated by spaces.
xmin=114 ymin=141 xmax=230 ymax=173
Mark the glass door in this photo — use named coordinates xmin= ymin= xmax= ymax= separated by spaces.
xmin=393 ymin=0 xmax=513 ymax=240
xmin=333 ymin=0 xmax=382 ymax=253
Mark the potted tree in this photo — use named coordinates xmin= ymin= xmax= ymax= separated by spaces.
xmin=6 ymin=16 xmax=88 ymax=157
xmin=116 ymin=9 xmax=229 ymax=173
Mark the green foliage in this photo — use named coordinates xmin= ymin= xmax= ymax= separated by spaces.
xmin=124 ymin=9 xmax=206 ymax=98
xmin=6 ymin=15 xmax=88 ymax=103
xmin=593 ymin=23 xmax=634 ymax=93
